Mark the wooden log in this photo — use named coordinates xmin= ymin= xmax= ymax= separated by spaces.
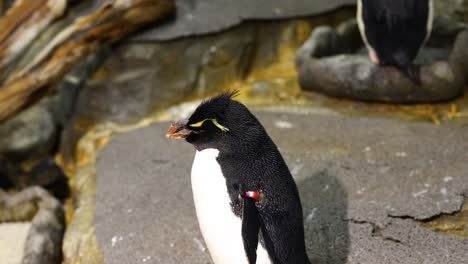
xmin=0 ymin=0 xmax=67 ymax=71
xmin=0 ymin=0 xmax=175 ymax=123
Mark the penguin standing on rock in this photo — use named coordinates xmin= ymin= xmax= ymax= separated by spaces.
xmin=167 ymin=91 xmax=310 ymax=264
xmin=357 ymin=0 xmax=434 ymax=81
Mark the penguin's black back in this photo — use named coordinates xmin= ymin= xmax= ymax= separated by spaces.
xmin=217 ymin=103 xmax=309 ymax=263
xmin=360 ymin=0 xmax=431 ymax=68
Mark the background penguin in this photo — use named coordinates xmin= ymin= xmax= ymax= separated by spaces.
xmin=357 ymin=0 xmax=434 ymax=81
xmin=166 ymin=91 xmax=310 ymax=264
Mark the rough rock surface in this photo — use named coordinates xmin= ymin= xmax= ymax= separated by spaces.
xmin=73 ymin=0 xmax=468 ymax=41
xmin=70 ymin=19 xmax=316 ymax=127
xmin=95 ymin=111 xmax=468 ymax=264
xmin=60 ymin=16 xmax=353 ymax=163
xmin=0 ymin=187 xmax=65 ymax=264
xmin=0 ymin=49 xmax=107 ymax=161
xmin=79 ymin=0 xmax=355 ymax=41
xmin=297 ymin=28 xmax=468 ymax=103
xmin=296 ymin=22 xmax=362 ymax=62
xmin=0 ymin=104 xmax=57 ymax=160
xmin=432 ymin=0 xmax=468 ymax=37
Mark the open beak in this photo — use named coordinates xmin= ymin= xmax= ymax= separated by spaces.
xmin=166 ymin=120 xmax=192 ymax=139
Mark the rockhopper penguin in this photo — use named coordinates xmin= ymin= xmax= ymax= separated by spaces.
xmin=357 ymin=0 xmax=434 ymax=81
xmin=166 ymin=91 xmax=310 ymax=264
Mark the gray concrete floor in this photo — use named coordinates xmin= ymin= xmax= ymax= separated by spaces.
xmin=95 ymin=111 xmax=468 ymax=264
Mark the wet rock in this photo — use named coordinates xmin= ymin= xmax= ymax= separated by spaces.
xmin=0 ymin=187 xmax=64 ymax=264
xmin=297 ymin=29 xmax=468 ymax=103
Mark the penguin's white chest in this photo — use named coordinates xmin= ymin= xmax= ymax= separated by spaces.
xmin=191 ymin=148 xmax=271 ymax=264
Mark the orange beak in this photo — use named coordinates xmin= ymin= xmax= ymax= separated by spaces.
xmin=166 ymin=120 xmax=192 ymax=139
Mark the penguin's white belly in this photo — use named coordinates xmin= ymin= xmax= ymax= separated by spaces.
xmin=191 ymin=149 xmax=271 ymax=264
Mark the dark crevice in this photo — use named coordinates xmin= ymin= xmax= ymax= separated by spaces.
xmin=419 ymin=197 xmax=468 ymax=238
xmin=388 ymin=195 xmax=467 ymax=223
xmin=353 ymin=196 xmax=468 ymax=239
xmin=347 ymin=219 xmax=405 ymax=245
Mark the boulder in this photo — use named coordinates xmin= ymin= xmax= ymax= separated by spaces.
xmin=0 ymin=104 xmax=57 ymax=160
xmin=131 ymin=0 xmax=356 ymax=40
xmin=297 ymin=26 xmax=468 ymax=103
xmin=0 ymin=187 xmax=65 ymax=264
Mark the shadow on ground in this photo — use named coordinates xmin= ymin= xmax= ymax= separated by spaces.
xmin=299 ymin=170 xmax=349 ymax=264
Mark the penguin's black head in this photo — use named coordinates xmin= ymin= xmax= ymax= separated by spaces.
xmin=167 ymin=91 xmax=267 ymax=151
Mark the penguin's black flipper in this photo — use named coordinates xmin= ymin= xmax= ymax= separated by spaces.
xmin=242 ymin=197 xmax=260 ymax=264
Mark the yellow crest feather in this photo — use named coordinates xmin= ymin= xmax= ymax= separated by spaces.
xmin=189 ymin=119 xmax=208 ymax=128
xmin=189 ymin=118 xmax=229 ymax=132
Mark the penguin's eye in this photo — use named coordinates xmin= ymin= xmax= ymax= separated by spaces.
xmin=189 ymin=118 xmax=229 ymax=132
